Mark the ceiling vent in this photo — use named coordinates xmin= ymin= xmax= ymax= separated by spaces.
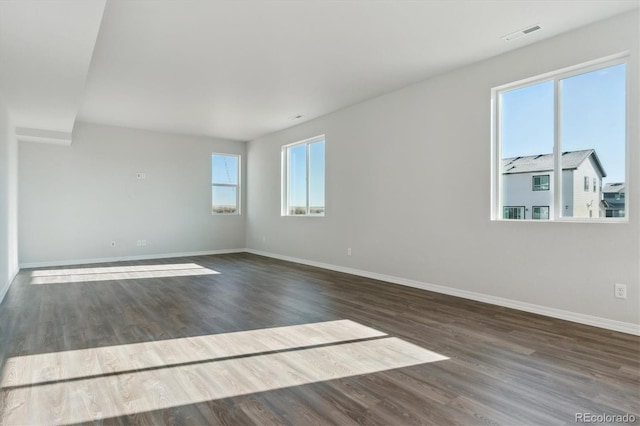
xmin=501 ymin=24 xmax=543 ymax=41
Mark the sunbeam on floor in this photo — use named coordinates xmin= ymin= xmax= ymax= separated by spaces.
xmin=29 ymin=263 xmax=220 ymax=285
xmin=0 ymin=320 xmax=448 ymax=424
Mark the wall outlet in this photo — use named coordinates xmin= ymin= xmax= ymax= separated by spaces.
xmin=347 ymin=248 xmax=352 ymax=256
xmin=136 ymin=172 xmax=146 ymax=180
xmin=614 ymin=283 xmax=627 ymax=299
xmin=110 ymin=241 xmax=116 ymax=248
xmin=136 ymin=239 xmax=147 ymax=247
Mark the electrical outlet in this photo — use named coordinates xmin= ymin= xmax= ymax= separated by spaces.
xmin=136 ymin=172 xmax=146 ymax=180
xmin=110 ymin=241 xmax=116 ymax=248
xmin=614 ymin=283 xmax=627 ymax=299
xmin=347 ymin=248 xmax=352 ymax=256
xmin=141 ymin=239 xmax=146 ymax=246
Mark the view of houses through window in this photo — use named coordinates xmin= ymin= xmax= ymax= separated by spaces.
xmin=496 ymin=58 xmax=626 ymax=220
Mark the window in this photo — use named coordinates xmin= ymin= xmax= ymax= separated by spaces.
xmin=282 ymin=135 xmax=325 ymax=216
xmin=503 ymin=206 xmax=525 ymax=220
xmin=493 ymin=55 xmax=627 ymax=221
xmin=532 ymin=206 xmax=549 ymax=220
xmin=211 ymin=154 xmax=240 ymax=214
xmin=532 ymin=175 xmax=549 ymax=191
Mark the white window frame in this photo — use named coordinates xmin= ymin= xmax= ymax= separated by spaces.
xmin=281 ymin=135 xmax=325 ymax=217
xmin=491 ymin=53 xmax=629 ymax=223
xmin=211 ymin=153 xmax=241 ymax=215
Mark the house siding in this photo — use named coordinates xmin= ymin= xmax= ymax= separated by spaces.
xmin=502 ymin=171 xmax=554 ymax=219
xmin=570 ymin=157 xmax=603 ymax=218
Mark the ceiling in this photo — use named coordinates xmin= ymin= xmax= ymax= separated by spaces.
xmin=0 ymin=0 xmax=105 ymax=138
xmin=1 ymin=1 xmax=638 ymax=143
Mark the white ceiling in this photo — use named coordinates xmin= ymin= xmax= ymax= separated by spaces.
xmin=0 ymin=0 xmax=105 ymax=134
xmin=2 ymin=1 xmax=638 ymax=142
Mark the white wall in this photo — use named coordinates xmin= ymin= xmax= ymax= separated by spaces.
xmin=246 ymin=11 xmax=639 ymax=328
xmin=19 ymin=122 xmax=246 ymax=265
xmin=0 ymin=97 xmax=19 ymax=303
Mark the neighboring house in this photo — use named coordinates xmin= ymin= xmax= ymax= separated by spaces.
xmin=502 ymin=149 xmax=606 ymax=220
xmin=601 ymin=182 xmax=625 ymax=218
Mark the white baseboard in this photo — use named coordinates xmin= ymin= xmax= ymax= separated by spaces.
xmin=246 ymin=249 xmax=640 ymax=336
xmin=0 ymin=267 xmax=19 ymax=305
xmin=18 ymin=248 xmax=246 ymax=269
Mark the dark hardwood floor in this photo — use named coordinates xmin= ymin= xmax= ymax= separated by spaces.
xmin=0 ymin=253 xmax=638 ymax=425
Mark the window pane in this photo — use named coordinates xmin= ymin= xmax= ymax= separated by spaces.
xmin=212 ymin=155 xmax=238 ymax=185
xmin=212 ymin=186 xmax=237 ymax=214
xmin=287 ymin=144 xmax=307 ymax=215
xmin=532 ymin=175 xmax=549 ymax=191
xmin=533 ymin=206 xmax=549 ymax=220
xmin=309 ymin=140 xmax=325 ymax=215
xmin=500 ymin=81 xmax=554 ymax=220
xmin=503 ymin=206 xmax=524 ymax=220
xmin=560 ymin=63 xmax=626 ymax=219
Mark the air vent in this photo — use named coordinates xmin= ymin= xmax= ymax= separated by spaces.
xmin=523 ymin=25 xmax=542 ymax=34
xmin=501 ymin=24 xmax=543 ymax=41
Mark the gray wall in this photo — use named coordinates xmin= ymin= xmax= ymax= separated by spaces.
xmin=19 ymin=122 xmax=246 ymax=265
xmin=0 ymin=97 xmax=19 ymax=302
xmin=246 ymin=12 xmax=639 ymax=326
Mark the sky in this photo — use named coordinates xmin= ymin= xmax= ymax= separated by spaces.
xmin=211 ymin=154 xmax=239 ymax=207
xmin=288 ymin=140 xmax=325 ymax=209
xmin=501 ymin=63 xmax=626 ymax=184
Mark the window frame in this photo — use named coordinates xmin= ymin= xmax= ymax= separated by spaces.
xmin=491 ymin=53 xmax=629 ymax=223
xmin=281 ymin=135 xmax=325 ymax=217
xmin=211 ymin=153 xmax=241 ymax=215
xmin=532 ymin=175 xmax=550 ymax=191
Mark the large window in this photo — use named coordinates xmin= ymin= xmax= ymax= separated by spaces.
xmin=282 ymin=135 xmax=325 ymax=216
xmin=493 ymin=55 xmax=627 ymax=221
xmin=211 ymin=154 xmax=240 ymax=214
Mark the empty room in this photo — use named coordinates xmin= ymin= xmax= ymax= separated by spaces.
xmin=0 ymin=1 xmax=638 ymax=424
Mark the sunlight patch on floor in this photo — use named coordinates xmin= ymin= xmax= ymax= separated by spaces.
xmin=0 ymin=320 xmax=385 ymax=387
xmin=0 ymin=320 xmax=447 ymax=424
xmin=29 ymin=263 xmax=219 ymax=284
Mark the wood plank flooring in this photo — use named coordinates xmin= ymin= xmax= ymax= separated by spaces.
xmin=0 ymin=253 xmax=638 ymax=425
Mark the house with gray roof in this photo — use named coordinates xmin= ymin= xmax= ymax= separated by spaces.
xmin=601 ymin=182 xmax=625 ymax=218
xmin=502 ymin=149 xmax=606 ymax=220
